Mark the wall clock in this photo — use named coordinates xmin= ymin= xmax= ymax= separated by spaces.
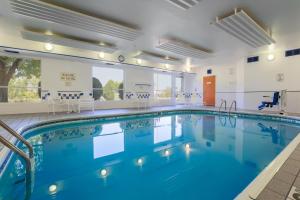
xmin=118 ymin=55 xmax=125 ymax=63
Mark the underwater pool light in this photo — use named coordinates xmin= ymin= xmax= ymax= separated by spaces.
xmin=165 ymin=150 xmax=170 ymax=156
xmin=100 ymin=169 xmax=108 ymax=177
xmin=49 ymin=184 xmax=57 ymax=194
xmin=185 ymin=143 xmax=191 ymax=150
xmin=137 ymin=158 xmax=143 ymax=166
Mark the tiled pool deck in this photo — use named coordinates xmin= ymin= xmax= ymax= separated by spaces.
xmin=1 ymin=105 xmax=300 ymax=200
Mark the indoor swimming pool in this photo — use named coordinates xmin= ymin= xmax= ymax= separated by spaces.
xmin=1 ymin=111 xmax=300 ymax=200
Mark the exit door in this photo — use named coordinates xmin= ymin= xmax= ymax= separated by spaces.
xmin=203 ymin=76 xmax=216 ymax=106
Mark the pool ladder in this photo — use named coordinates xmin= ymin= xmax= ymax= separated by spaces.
xmin=218 ymin=99 xmax=227 ymax=112
xmin=229 ymin=100 xmax=237 ymax=115
xmin=219 ymin=100 xmax=237 ymax=114
xmin=0 ymin=120 xmax=33 ymax=196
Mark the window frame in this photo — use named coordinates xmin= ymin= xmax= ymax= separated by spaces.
xmin=153 ymin=72 xmax=173 ymax=100
xmin=92 ymin=65 xmax=125 ymax=102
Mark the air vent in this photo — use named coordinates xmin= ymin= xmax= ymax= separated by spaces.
xmin=247 ymin=56 xmax=259 ymax=63
xmin=135 ymin=51 xmax=181 ymax=65
xmin=21 ymin=29 xmax=117 ymax=53
xmin=9 ymin=0 xmax=141 ymax=41
xmin=285 ymin=48 xmax=300 ymax=57
xmin=166 ymin=0 xmax=201 ymax=10
xmin=157 ymin=38 xmax=211 ymax=59
xmin=214 ymin=9 xmax=275 ymax=48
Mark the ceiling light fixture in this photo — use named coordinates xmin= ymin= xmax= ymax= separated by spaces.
xmin=134 ymin=51 xmax=182 ymax=65
xmin=166 ymin=0 xmax=202 ymax=10
xmin=136 ymin=59 xmax=142 ymax=65
xmin=44 ymin=43 xmax=54 ymax=51
xmin=22 ymin=30 xmax=117 ymax=53
xmin=98 ymin=52 xmax=105 ymax=59
xmin=213 ymin=9 xmax=275 ymax=48
xmin=10 ymin=0 xmax=142 ymax=41
xmin=157 ymin=38 xmax=211 ymax=59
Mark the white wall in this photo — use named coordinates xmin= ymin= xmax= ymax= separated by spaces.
xmin=194 ymin=60 xmax=241 ymax=108
xmin=0 ymin=56 xmax=193 ymax=114
xmin=195 ymin=50 xmax=300 ymax=113
xmin=243 ymin=52 xmax=300 ymax=113
xmin=42 ymin=58 xmax=93 ymax=97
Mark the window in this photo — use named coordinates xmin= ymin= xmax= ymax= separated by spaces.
xmin=154 ymin=73 xmax=172 ymax=99
xmin=0 ymin=55 xmax=41 ymax=103
xmin=92 ymin=66 xmax=124 ymax=101
xmin=175 ymin=76 xmax=183 ymax=100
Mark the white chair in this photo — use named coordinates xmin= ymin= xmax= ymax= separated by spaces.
xmin=78 ymin=93 xmax=95 ymax=113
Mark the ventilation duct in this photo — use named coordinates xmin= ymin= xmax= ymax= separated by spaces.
xmin=9 ymin=0 xmax=141 ymax=41
xmin=135 ymin=51 xmax=182 ymax=65
xmin=166 ymin=0 xmax=201 ymax=10
xmin=214 ymin=9 xmax=275 ymax=48
xmin=157 ymin=38 xmax=211 ymax=59
xmin=21 ymin=29 xmax=117 ymax=53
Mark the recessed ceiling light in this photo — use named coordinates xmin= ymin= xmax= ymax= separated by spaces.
xmin=44 ymin=43 xmax=54 ymax=51
xmin=98 ymin=52 xmax=105 ymax=59
xmin=137 ymin=59 xmax=142 ymax=65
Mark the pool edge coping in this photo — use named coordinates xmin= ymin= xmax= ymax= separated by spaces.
xmin=235 ymin=130 xmax=300 ymax=200
xmin=1 ymin=107 xmax=300 ymax=199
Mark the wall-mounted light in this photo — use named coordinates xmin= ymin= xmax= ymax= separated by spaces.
xmin=267 ymin=54 xmax=275 ymax=61
xmin=98 ymin=52 xmax=105 ymax=59
xmin=44 ymin=43 xmax=54 ymax=51
xmin=137 ymin=58 xmax=142 ymax=65
xmin=165 ymin=63 xmax=170 ymax=69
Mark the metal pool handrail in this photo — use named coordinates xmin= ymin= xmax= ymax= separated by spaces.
xmin=229 ymin=100 xmax=237 ymax=115
xmin=0 ymin=120 xmax=33 ymax=158
xmin=219 ymin=99 xmax=227 ymax=112
xmin=0 ymin=135 xmax=32 ymax=176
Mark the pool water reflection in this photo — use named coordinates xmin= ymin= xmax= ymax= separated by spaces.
xmin=1 ymin=113 xmax=300 ymax=200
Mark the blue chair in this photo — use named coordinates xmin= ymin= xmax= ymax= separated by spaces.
xmin=257 ymin=123 xmax=279 ymax=144
xmin=258 ymin=92 xmax=280 ymax=110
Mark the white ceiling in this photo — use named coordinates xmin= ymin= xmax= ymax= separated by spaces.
xmin=0 ymin=0 xmax=300 ymax=66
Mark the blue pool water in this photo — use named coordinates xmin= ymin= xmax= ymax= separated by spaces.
xmin=1 ymin=112 xmax=300 ymax=200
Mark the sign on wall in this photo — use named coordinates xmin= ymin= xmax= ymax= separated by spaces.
xmin=60 ymin=72 xmax=76 ymax=86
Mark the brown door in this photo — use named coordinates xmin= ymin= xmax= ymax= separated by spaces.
xmin=203 ymin=76 xmax=216 ymax=106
